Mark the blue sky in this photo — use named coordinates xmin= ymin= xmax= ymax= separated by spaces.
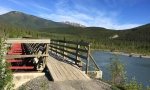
xmin=0 ymin=0 xmax=150 ymax=29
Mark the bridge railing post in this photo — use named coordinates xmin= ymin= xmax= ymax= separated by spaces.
xmin=56 ymin=41 xmax=58 ymax=55
xmin=75 ymin=43 xmax=82 ymax=67
xmin=85 ymin=44 xmax=90 ymax=74
xmin=54 ymin=41 xmax=57 ymax=55
xmin=50 ymin=40 xmax=52 ymax=52
xmin=63 ymin=38 xmax=66 ymax=60
xmin=75 ymin=44 xmax=80 ymax=65
xmin=45 ymin=42 xmax=49 ymax=65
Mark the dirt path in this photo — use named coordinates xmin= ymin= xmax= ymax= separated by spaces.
xmin=18 ymin=76 xmax=111 ymax=90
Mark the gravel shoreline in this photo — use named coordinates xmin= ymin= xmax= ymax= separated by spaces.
xmin=109 ymin=51 xmax=150 ymax=58
xmin=92 ymin=49 xmax=150 ymax=59
xmin=18 ymin=76 xmax=111 ymax=90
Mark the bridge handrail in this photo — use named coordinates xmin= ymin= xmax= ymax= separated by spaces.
xmin=49 ymin=39 xmax=100 ymax=74
xmin=51 ymin=39 xmax=89 ymax=46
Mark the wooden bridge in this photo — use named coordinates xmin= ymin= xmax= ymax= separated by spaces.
xmin=5 ymin=38 xmax=102 ymax=82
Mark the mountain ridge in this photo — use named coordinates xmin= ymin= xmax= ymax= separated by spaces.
xmin=1 ymin=11 xmax=150 ymax=42
xmin=0 ymin=11 xmax=150 ymax=54
xmin=1 ymin=11 xmax=150 ymax=31
xmin=0 ymin=11 xmax=72 ymax=30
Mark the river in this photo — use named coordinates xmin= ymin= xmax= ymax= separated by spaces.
xmin=91 ymin=50 xmax=150 ymax=86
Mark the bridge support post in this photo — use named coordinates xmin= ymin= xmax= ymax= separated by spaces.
xmin=44 ymin=43 xmax=49 ymax=66
xmin=85 ymin=44 xmax=90 ymax=74
xmin=75 ymin=44 xmax=79 ymax=65
xmin=63 ymin=38 xmax=66 ymax=60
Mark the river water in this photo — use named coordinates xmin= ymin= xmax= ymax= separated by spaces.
xmin=91 ymin=50 xmax=150 ymax=86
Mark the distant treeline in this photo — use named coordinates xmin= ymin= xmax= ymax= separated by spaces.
xmin=1 ymin=23 xmax=150 ymax=55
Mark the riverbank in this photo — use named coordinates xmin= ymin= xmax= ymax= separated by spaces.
xmin=91 ymin=49 xmax=150 ymax=59
xmin=110 ymin=51 xmax=150 ymax=58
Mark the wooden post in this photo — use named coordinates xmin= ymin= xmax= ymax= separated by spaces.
xmin=45 ymin=43 xmax=49 ymax=64
xmin=42 ymin=41 xmax=50 ymax=69
xmin=50 ymin=40 xmax=53 ymax=52
xmin=75 ymin=44 xmax=80 ymax=65
xmin=63 ymin=37 xmax=66 ymax=59
xmin=53 ymin=41 xmax=57 ymax=55
xmin=56 ymin=41 xmax=58 ymax=55
xmin=57 ymin=41 xmax=60 ymax=56
xmin=85 ymin=44 xmax=90 ymax=74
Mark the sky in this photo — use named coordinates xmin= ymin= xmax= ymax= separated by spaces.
xmin=0 ymin=0 xmax=150 ymax=30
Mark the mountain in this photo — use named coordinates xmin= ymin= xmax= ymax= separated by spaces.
xmin=0 ymin=11 xmax=150 ymax=54
xmin=117 ymin=23 xmax=150 ymax=42
xmin=1 ymin=11 xmax=150 ymax=41
xmin=0 ymin=11 xmax=150 ymax=40
xmin=0 ymin=11 xmax=71 ymax=30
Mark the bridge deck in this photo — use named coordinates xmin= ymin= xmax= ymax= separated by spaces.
xmin=46 ymin=56 xmax=91 ymax=81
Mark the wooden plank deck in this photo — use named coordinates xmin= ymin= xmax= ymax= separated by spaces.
xmin=46 ymin=56 xmax=91 ymax=81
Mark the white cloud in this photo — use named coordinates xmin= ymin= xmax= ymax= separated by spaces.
xmin=8 ymin=0 xmax=26 ymax=7
xmin=1 ymin=0 xmax=141 ymax=30
xmin=36 ymin=0 xmax=141 ymax=30
xmin=38 ymin=8 xmax=141 ymax=30
xmin=31 ymin=4 xmax=51 ymax=12
xmin=0 ymin=6 xmax=12 ymax=15
xmin=112 ymin=24 xmax=140 ymax=30
xmin=39 ymin=13 xmax=89 ymax=26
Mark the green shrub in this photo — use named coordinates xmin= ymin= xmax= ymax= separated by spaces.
xmin=109 ymin=55 xmax=126 ymax=86
xmin=0 ymin=37 xmax=13 ymax=90
xmin=125 ymin=78 xmax=143 ymax=90
xmin=146 ymin=86 xmax=150 ymax=90
xmin=109 ymin=55 xmax=150 ymax=90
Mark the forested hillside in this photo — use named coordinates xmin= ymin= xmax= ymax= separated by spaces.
xmin=0 ymin=11 xmax=71 ymax=30
xmin=0 ymin=11 xmax=150 ymax=55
